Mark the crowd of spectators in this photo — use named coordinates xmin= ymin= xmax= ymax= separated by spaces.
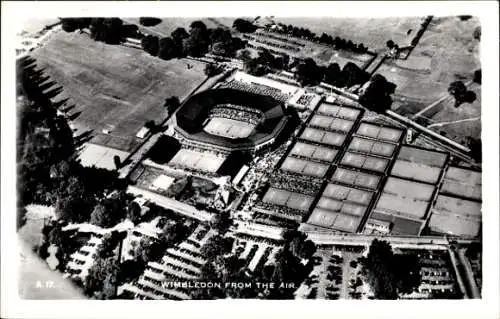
xmin=208 ymin=104 xmax=264 ymax=125
xmin=268 ymin=173 xmax=322 ymax=195
xmin=220 ymin=80 xmax=290 ymax=102
xmin=242 ymin=34 xmax=301 ymax=52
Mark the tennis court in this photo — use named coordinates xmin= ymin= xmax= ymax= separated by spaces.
xmin=306 ymin=207 xmax=362 ymax=233
xmin=169 ymin=148 xmax=226 ymax=172
xmin=309 ymin=115 xmax=355 ymax=133
xmin=440 ymin=167 xmax=482 ymax=201
xmin=290 ymin=141 xmax=338 ymax=162
xmin=348 ymin=137 xmax=396 ymax=158
xmin=316 ymin=103 xmax=361 ymax=121
xmin=262 ymin=187 xmax=315 ymax=212
xmin=355 ymin=123 xmax=403 ymax=143
xmin=322 ymin=183 xmax=373 ymax=206
xmin=300 ymin=127 xmax=347 ymax=147
xmin=391 ymin=160 xmax=442 ymax=184
xmin=374 ymin=177 xmax=434 ymax=220
xmin=397 ymin=146 xmax=447 ymax=167
xmin=340 ymin=152 xmax=389 ymax=173
xmin=331 ymin=167 xmax=381 ymax=190
xmin=203 ymin=117 xmax=255 ymax=139
xmin=281 ymin=156 xmax=329 ymax=178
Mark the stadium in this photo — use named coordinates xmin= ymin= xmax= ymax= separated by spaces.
xmin=173 ymin=88 xmax=293 ymax=154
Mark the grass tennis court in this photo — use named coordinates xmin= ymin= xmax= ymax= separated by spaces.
xmin=316 ymin=103 xmax=361 ymax=120
xmin=262 ymin=187 xmax=315 ymax=212
xmin=391 ymin=160 xmax=442 ymax=184
xmin=309 ymin=114 xmax=355 ymax=133
xmin=203 ymin=117 xmax=255 ymax=139
xmin=340 ymin=152 xmax=389 ymax=173
xmin=307 ymin=207 xmax=362 ymax=233
xmin=374 ymin=177 xmax=434 ymax=220
xmin=290 ymin=141 xmax=338 ymax=162
xmin=169 ymin=148 xmax=225 ymax=172
xmin=281 ymin=156 xmax=329 ymax=178
xmin=348 ymin=136 xmax=396 ymax=158
xmin=397 ymin=146 xmax=447 ymax=167
xmin=331 ymin=167 xmax=381 ymax=190
xmin=33 ymin=32 xmax=206 ymax=152
xmin=355 ymin=123 xmax=403 ymax=143
xmin=322 ymin=183 xmax=373 ymax=206
xmin=300 ymin=128 xmax=347 ymax=147
xmin=441 ymin=167 xmax=481 ymax=201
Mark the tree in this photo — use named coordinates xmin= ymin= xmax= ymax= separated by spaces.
xmin=473 ymin=69 xmax=481 ymax=84
xmin=323 ymin=62 xmax=341 ymax=86
xmin=473 ymin=26 xmax=481 ymax=40
xmin=237 ymin=49 xmax=252 ymax=61
xmin=171 ymin=27 xmax=189 ymax=43
xmin=61 ymin=18 xmax=91 ymax=32
xmin=139 ymin=17 xmax=162 ymax=27
xmin=233 ymin=18 xmax=257 ymax=33
xmin=190 ymin=20 xmax=208 ymax=33
xmin=362 ymin=239 xmax=421 ymax=299
xmin=89 ymin=18 xmax=124 ymax=44
xmin=448 ymin=80 xmax=471 ymax=107
xmin=204 ymin=63 xmax=221 ymax=77
xmin=113 ymin=155 xmax=121 ymax=170
xmin=359 ymin=73 xmax=396 ymax=112
xmin=141 ymin=35 xmax=160 ymax=56
xmin=468 ymin=138 xmax=482 ymax=162
xmin=183 ymin=27 xmax=209 ymax=57
xmin=295 ymin=58 xmax=324 ymax=86
xmin=144 ymin=120 xmax=156 ymax=130
xmin=341 ymin=62 xmax=369 ymax=88
xmin=158 ymin=37 xmax=178 ymax=60
xmin=84 ymin=256 xmax=119 ymax=299
xmin=201 ymin=235 xmax=232 ymax=261
xmin=386 ymin=40 xmax=395 ymax=49
xmin=126 ymin=202 xmax=142 ymax=224
xmin=210 ymin=211 xmax=231 ymax=233
xmin=164 ymin=96 xmax=180 ymax=113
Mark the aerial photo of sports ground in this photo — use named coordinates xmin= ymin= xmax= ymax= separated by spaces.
xmin=16 ymin=13 xmax=483 ymax=303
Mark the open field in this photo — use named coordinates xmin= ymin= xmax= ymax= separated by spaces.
xmin=273 ymin=17 xmax=424 ymax=51
xmin=33 ymin=32 xmax=206 ymax=152
xmin=381 ymin=16 xmax=480 ymax=123
xmin=425 ymin=82 xmax=481 ymax=144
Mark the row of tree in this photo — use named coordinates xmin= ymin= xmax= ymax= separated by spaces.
xmin=270 ymin=22 xmax=370 ymax=54
xmin=61 ymin=18 xmax=139 ymax=44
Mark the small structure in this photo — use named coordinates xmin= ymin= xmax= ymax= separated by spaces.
xmin=136 ymin=126 xmax=151 ymax=139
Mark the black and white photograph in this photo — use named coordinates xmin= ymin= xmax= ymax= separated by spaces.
xmin=1 ymin=1 xmax=499 ymax=319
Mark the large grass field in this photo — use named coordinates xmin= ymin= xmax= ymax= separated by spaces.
xmin=33 ymin=31 xmax=206 ymax=152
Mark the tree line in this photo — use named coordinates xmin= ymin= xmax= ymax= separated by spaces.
xmin=268 ymin=22 xmax=370 ymax=54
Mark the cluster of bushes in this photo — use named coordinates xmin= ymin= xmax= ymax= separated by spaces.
xmin=268 ymin=22 xmax=370 ymax=54
xmin=359 ymin=74 xmax=397 ymax=113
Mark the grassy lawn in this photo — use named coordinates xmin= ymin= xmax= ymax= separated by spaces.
xmin=33 ymin=31 xmax=206 ymax=152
